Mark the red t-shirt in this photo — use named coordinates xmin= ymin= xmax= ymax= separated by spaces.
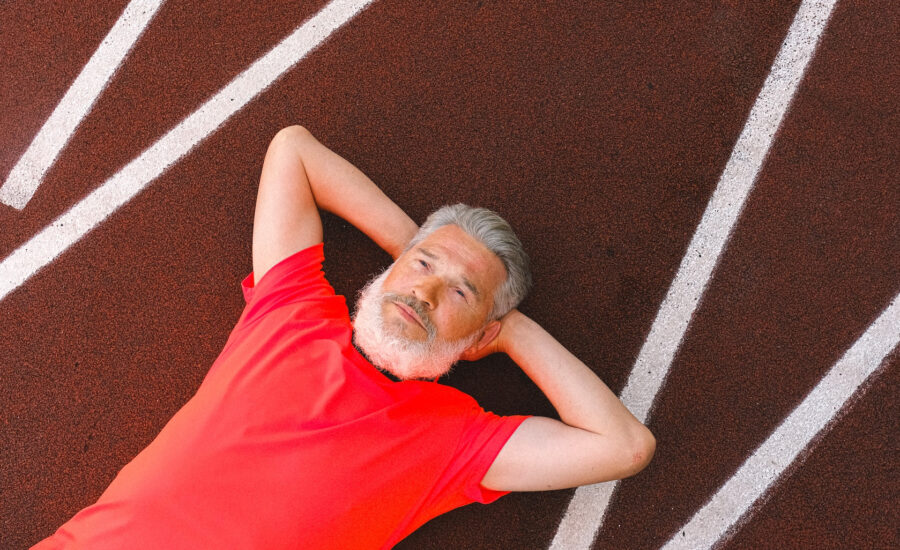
xmin=34 ymin=243 xmax=530 ymax=549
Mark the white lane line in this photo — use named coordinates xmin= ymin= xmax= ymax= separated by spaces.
xmin=549 ymin=1 xmax=839 ymax=548
xmin=662 ymin=292 xmax=900 ymax=549
xmin=0 ymin=0 xmax=165 ymax=210
xmin=0 ymin=0 xmax=375 ymax=303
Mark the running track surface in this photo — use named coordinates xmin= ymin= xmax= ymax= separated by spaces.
xmin=2 ymin=2 xmax=897 ymax=549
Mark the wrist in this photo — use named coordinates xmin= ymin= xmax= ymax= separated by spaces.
xmin=498 ymin=309 xmax=530 ymax=355
xmin=388 ymin=220 xmax=419 ymax=260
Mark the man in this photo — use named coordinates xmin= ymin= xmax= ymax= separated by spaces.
xmin=34 ymin=126 xmax=655 ymax=549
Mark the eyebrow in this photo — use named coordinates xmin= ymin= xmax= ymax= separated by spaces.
xmin=418 ymin=247 xmax=481 ymax=300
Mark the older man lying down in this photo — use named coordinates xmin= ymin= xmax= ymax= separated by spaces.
xmin=34 ymin=125 xmax=655 ymax=550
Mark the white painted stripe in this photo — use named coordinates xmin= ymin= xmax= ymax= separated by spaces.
xmin=0 ymin=0 xmax=165 ymax=210
xmin=0 ymin=0 xmax=375 ymax=303
xmin=663 ymin=293 xmax=900 ymax=549
xmin=549 ymin=1 xmax=839 ymax=548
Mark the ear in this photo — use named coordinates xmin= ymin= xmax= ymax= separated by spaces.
xmin=462 ymin=320 xmax=502 ymax=360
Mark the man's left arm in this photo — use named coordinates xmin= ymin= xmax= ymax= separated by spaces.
xmin=480 ymin=310 xmax=655 ymax=492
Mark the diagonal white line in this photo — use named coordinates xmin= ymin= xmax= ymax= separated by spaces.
xmin=549 ymin=1 xmax=839 ymax=548
xmin=0 ymin=0 xmax=375 ymax=303
xmin=0 ymin=0 xmax=166 ymax=210
xmin=662 ymin=292 xmax=900 ymax=549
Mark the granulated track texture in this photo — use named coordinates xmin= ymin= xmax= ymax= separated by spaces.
xmin=1 ymin=1 xmax=897 ymax=548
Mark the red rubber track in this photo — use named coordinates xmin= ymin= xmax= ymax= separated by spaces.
xmin=1 ymin=1 xmax=897 ymax=548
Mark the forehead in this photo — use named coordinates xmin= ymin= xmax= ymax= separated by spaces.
xmin=413 ymin=225 xmax=506 ymax=294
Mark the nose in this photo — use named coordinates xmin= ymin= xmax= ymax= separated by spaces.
xmin=411 ymin=276 xmax=441 ymax=309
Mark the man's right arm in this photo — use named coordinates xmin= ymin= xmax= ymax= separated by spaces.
xmin=480 ymin=310 xmax=655 ymax=492
xmin=252 ymin=125 xmax=418 ymax=283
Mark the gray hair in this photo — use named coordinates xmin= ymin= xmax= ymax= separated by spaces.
xmin=405 ymin=204 xmax=532 ymax=321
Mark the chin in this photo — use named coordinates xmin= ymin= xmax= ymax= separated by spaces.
xmin=352 ymin=269 xmax=477 ymax=381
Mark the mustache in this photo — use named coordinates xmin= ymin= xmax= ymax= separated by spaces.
xmin=382 ymin=292 xmax=437 ymax=340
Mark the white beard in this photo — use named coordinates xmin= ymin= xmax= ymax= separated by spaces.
xmin=352 ymin=268 xmax=478 ymax=381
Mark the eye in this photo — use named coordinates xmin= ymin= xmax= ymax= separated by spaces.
xmin=418 ymin=259 xmax=430 ymax=269
xmin=454 ymin=288 xmax=467 ymax=300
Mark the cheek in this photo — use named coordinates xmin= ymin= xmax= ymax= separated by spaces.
xmin=385 ymin=260 xmax=421 ymax=287
xmin=381 ymin=267 xmax=408 ymax=293
xmin=434 ymin=306 xmax=483 ymax=341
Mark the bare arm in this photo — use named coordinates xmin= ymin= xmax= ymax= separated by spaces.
xmin=481 ymin=310 xmax=655 ymax=492
xmin=252 ymin=125 xmax=418 ymax=282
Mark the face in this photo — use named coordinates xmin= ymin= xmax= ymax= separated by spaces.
xmin=352 ymin=225 xmax=507 ymax=380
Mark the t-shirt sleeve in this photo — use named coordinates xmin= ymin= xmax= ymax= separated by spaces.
xmin=430 ymin=405 xmax=532 ymax=509
xmin=237 ymin=243 xmax=347 ymax=326
xmin=459 ymin=410 xmax=531 ymax=504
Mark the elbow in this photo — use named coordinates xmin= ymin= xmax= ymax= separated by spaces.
xmin=272 ymin=124 xmax=313 ymax=145
xmin=624 ymin=425 xmax=656 ymax=477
